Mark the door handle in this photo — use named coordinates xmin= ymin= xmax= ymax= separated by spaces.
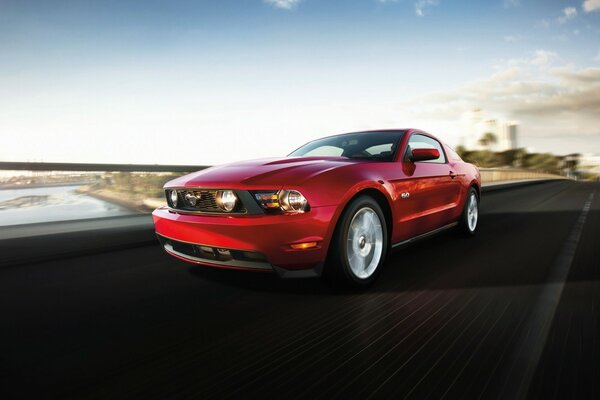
xmin=449 ymin=171 xmax=457 ymax=179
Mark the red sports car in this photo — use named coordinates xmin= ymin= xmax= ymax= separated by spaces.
xmin=153 ymin=129 xmax=480 ymax=286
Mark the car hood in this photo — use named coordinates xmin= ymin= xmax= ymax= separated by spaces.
xmin=166 ymin=156 xmax=361 ymax=189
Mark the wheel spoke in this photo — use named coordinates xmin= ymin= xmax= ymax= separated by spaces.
xmin=346 ymin=207 xmax=384 ymax=279
xmin=466 ymin=193 xmax=478 ymax=231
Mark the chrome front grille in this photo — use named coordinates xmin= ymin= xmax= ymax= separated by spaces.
xmin=178 ymin=189 xmax=218 ymax=212
xmin=166 ymin=189 xmax=245 ymax=214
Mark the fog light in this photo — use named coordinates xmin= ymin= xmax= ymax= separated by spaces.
xmin=199 ymin=246 xmax=213 ymax=254
xmin=290 ymin=241 xmax=318 ymax=250
xmin=169 ymin=190 xmax=178 ymax=207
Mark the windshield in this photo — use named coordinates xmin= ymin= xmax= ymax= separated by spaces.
xmin=289 ymin=130 xmax=406 ymax=162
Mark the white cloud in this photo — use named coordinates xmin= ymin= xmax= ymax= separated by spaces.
xmin=539 ymin=19 xmax=551 ymax=29
xmin=490 ymin=50 xmax=559 ymax=69
xmin=264 ymin=0 xmax=301 ymax=10
xmin=531 ymin=50 xmax=558 ymax=66
xmin=415 ymin=0 xmax=439 ymax=16
xmin=583 ymin=0 xmax=600 ymax=13
xmin=564 ymin=7 xmax=578 ymax=17
xmin=504 ymin=35 xmax=518 ymax=43
xmin=504 ymin=0 xmax=520 ymax=8
xmin=399 ymin=51 xmax=600 ymax=152
xmin=558 ymin=7 xmax=578 ymax=23
xmin=551 ymin=66 xmax=600 ymax=83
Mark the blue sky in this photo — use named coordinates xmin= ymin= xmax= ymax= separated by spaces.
xmin=1 ymin=0 xmax=599 ymax=164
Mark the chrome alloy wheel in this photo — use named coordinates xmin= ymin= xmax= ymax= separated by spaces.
xmin=467 ymin=192 xmax=478 ymax=232
xmin=346 ymin=207 xmax=384 ymax=279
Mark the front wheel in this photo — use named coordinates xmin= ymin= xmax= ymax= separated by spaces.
xmin=326 ymin=196 xmax=388 ymax=288
xmin=459 ymin=188 xmax=479 ymax=236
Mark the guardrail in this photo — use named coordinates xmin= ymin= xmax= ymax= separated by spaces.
xmin=0 ymin=161 xmax=572 ymax=231
xmin=0 ymin=161 xmax=208 ymax=172
xmin=1 ymin=162 xmax=568 ymax=178
xmin=479 ymin=168 xmax=569 ymax=184
xmin=1 ymin=162 xmax=569 ymax=188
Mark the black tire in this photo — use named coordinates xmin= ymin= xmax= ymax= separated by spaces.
xmin=325 ymin=195 xmax=388 ymax=288
xmin=459 ymin=187 xmax=479 ymax=236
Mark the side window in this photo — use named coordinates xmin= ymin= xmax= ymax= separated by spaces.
xmin=364 ymin=143 xmax=393 ymax=157
xmin=406 ymin=134 xmax=446 ymax=164
xmin=445 ymin=145 xmax=462 ymax=162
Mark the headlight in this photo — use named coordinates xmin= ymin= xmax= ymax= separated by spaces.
xmin=216 ymin=190 xmax=237 ymax=212
xmin=253 ymin=192 xmax=281 ymax=209
xmin=169 ymin=189 xmax=178 ymax=207
xmin=280 ymin=190 xmax=307 ymax=212
xmin=253 ymin=190 xmax=309 ymax=213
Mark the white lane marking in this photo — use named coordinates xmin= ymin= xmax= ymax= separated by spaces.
xmin=504 ymin=190 xmax=595 ymax=399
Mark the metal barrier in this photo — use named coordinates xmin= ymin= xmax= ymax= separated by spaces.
xmin=0 ymin=161 xmax=207 ymax=173
xmin=0 ymin=162 xmax=569 ymax=227
xmin=479 ymin=168 xmax=568 ymax=184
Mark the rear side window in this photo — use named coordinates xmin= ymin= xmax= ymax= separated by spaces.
xmin=406 ymin=134 xmax=446 ymax=164
xmin=445 ymin=145 xmax=462 ymax=162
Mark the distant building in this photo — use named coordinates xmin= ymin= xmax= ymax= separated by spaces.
xmin=499 ymin=122 xmax=518 ymax=151
xmin=559 ymin=154 xmax=580 ymax=179
xmin=461 ymin=108 xmax=518 ymax=151
xmin=579 ymin=153 xmax=600 ymax=176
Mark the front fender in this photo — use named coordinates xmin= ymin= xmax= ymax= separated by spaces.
xmin=318 ymin=180 xmax=395 ymax=256
xmin=293 ymin=164 xmax=397 ymax=253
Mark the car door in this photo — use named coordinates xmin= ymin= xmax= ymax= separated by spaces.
xmin=393 ymin=133 xmax=461 ymax=238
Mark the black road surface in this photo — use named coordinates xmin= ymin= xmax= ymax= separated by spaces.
xmin=1 ymin=181 xmax=599 ymax=399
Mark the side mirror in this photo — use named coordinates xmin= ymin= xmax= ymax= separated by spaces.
xmin=410 ymin=148 xmax=440 ymax=162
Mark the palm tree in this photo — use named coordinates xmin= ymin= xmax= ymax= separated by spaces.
xmin=478 ymin=132 xmax=497 ymax=150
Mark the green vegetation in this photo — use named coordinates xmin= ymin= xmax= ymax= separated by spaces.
xmin=478 ymin=132 xmax=498 ymax=150
xmin=456 ymin=147 xmax=570 ymax=175
xmin=98 ymin=172 xmax=184 ymax=198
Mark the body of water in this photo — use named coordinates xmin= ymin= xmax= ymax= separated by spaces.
xmin=0 ymin=185 xmax=137 ymax=226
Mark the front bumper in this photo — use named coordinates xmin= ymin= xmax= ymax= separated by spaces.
xmin=152 ymin=205 xmax=337 ymax=277
xmin=157 ymin=234 xmax=272 ymax=271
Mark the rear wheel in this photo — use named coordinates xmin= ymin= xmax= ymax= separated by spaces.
xmin=326 ymin=195 xmax=388 ymax=287
xmin=459 ymin=188 xmax=479 ymax=236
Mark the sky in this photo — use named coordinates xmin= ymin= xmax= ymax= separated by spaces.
xmin=1 ymin=0 xmax=600 ymax=165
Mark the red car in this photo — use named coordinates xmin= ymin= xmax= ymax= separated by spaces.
xmin=153 ymin=129 xmax=480 ymax=286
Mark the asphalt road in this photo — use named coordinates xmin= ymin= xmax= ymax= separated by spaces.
xmin=1 ymin=180 xmax=598 ymax=399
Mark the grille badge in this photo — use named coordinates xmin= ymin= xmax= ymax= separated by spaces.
xmin=185 ymin=191 xmax=202 ymax=207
